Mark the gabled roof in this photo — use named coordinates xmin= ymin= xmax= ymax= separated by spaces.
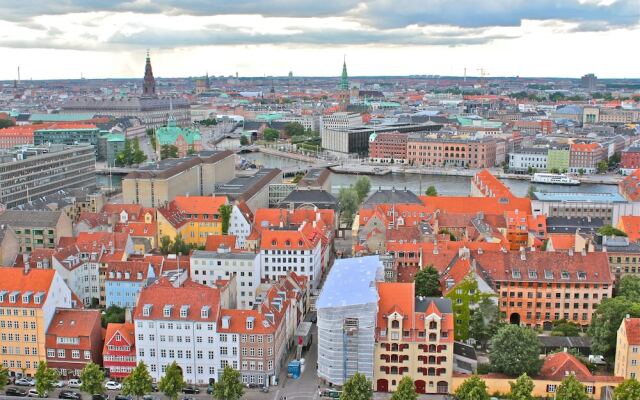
xmin=46 ymin=309 xmax=100 ymax=338
xmin=420 ymin=196 xmax=532 ymax=215
xmin=623 ymin=317 xmax=640 ymax=345
xmin=540 ymin=351 xmax=592 ymax=381
xmin=204 ymin=235 xmax=238 ymax=251
xmin=104 ymin=322 xmax=135 ymax=349
xmin=377 ymin=282 xmax=414 ymax=329
xmin=619 ymin=216 xmax=640 ymax=242
xmin=0 ymin=267 xmax=57 ymax=308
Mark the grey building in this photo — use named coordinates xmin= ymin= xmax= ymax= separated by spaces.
xmin=0 ymin=144 xmax=95 ymax=209
xmin=215 ymin=168 xmax=282 ymax=212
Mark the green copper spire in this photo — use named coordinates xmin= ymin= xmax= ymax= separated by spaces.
xmin=340 ymin=56 xmax=348 ymax=91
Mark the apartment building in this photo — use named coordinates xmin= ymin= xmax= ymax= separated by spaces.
xmin=570 ymin=143 xmax=606 ymax=174
xmin=45 ymin=309 xmax=102 ymax=378
xmin=406 ymin=135 xmax=496 ymax=168
xmin=105 ymin=260 xmax=160 ymax=308
xmin=374 ymin=283 xmax=454 ymax=395
xmin=615 ymin=317 xmax=640 ymax=380
xmin=190 ymin=249 xmax=261 ymax=309
xmin=103 ymin=322 xmax=137 ymax=379
xmin=157 ymin=196 xmax=228 ymax=247
xmin=134 ymin=279 xmax=224 ymax=384
xmin=0 ymin=125 xmax=36 ymax=148
xmin=0 ymin=144 xmax=95 ymax=209
xmin=0 ymin=210 xmax=72 ymax=253
xmin=229 ymin=202 xmax=253 ymax=249
xmin=122 ymin=150 xmax=235 ymax=208
xmin=508 ymin=148 xmax=548 ymax=172
xmin=368 ymin=132 xmax=408 ymax=164
xmin=0 ymin=267 xmax=73 ymax=378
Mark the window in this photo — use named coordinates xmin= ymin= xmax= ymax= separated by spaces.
xmin=47 ymin=349 xmax=55 ymax=358
xmin=547 ymin=385 xmax=556 ymax=393
xmin=57 ymin=349 xmax=65 ymax=358
xmin=72 ymin=350 xmax=80 ymax=359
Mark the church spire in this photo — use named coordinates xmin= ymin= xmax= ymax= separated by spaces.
xmin=340 ymin=56 xmax=349 ymax=91
xmin=143 ymin=50 xmax=156 ymax=97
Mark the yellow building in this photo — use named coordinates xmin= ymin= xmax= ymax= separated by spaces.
xmin=374 ymin=282 xmax=454 ymax=395
xmin=453 ymin=351 xmax=622 ymax=399
xmin=0 ymin=267 xmax=72 ymax=377
xmin=157 ymin=196 xmax=228 ymax=247
xmin=615 ymin=316 xmax=640 ymax=379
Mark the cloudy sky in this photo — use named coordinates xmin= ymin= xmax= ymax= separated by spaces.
xmin=0 ymin=0 xmax=638 ymax=80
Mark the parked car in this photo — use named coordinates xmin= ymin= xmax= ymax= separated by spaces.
xmin=245 ymin=383 xmax=261 ymax=389
xmin=15 ymin=378 xmax=36 ymax=386
xmin=6 ymin=388 xmax=28 ymax=397
xmin=206 ymin=386 xmax=214 ymax=395
xmin=589 ymin=354 xmax=606 ymax=365
xmin=114 ymin=395 xmax=132 ymax=400
xmin=68 ymin=379 xmax=82 ymax=388
xmin=142 ymin=396 xmax=156 ymax=400
xmin=260 ymin=387 xmax=269 ymax=393
xmin=28 ymin=389 xmax=48 ymax=398
xmin=59 ymin=390 xmax=82 ymax=399
xmin=92 ymin=394 xmax=109 ymax=400
xmin=150 ymin=384 xmax=158 ymax=392
xmin=181 ymin=387 xmax=200 ymax=394
xmin=54 ymin=380 xmax=66 ymax=388
xmin=105 ymin=381 xmax=122 ymax=390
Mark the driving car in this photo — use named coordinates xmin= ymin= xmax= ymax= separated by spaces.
xmin=15 ymin=378 xmax=36 ymax=386
xmin=59 ymin=390 xmax=82 ymax=399
xmin=105 ymin=381 xmax=122 ymax=390
xmin=6 ymin=388 xmax=28 ymax=397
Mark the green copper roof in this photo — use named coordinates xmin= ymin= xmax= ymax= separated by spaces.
xmin=340 ymin=60 xmax=349 ymax=91
xmin=156 ymin=117 xmax=201 ymax=146
xmin=256 ymin=113 xmax=283 ymax=121
xmin=29 ymin=113 xmax=95 ymax=122
xmin=456 ymin=116 xmax=502 ymax=129
xmin=100 ymin=133 xmax=125 ymax=142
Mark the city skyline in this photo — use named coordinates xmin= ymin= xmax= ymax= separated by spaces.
xmin=0 ymin=0 xmax=639 ymax=80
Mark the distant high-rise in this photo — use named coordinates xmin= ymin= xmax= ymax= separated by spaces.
xmin=142 ymin=51 xmax=156 ymax=97
xmin=581 ymin=73 xmax=597 ymax=91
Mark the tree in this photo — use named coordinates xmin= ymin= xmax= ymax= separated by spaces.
xmin=340 ymin=372 xmax=372 ymax=400
xmin=213 ymin=365 xmax=244 ymax=400
xmin=0 ymin=366 xmax=8 ymax=391
xmin=158 ymin=361 xmax=184 ymax=400
xmin=239 ymin=135 xmax=249 ymax=146
xmin=391 ymin=376 xmax=417 ymax=400
xmin=80 ymin=363 xmax=105 ymax=395
xmin=551 ymin=321 xmax=581 ymax=336
xmin=219 ymin=204 xmax=232 ymax=235
xmin=556 ymin=374 xmax=588 ymax=400
xmin=609 ymin=153 xmax=621 ymax=168
xmin=527 ymin=184 xmax=537 ymax=199
xmin=0 ymin=119 xmax=15 ymax=129
xmin=618 ymin=275 xmax=640 ymax=302
xmin=284 ymin=122 xmax=305 ymax=137
xmin=489 ymin=325 xmax=542 ymax=377
xmin=588 ymin=297 xmax=640 ymax=357
xmin=131 ymin=138 xmax=147 ymax=165
xmin=160 ymin=144 xmax=179 ymax=159
xmin=414 ymin=266 xmax=442 ymax=297
xmin=159 ymin=235 xmax=172 ymax=254
xmin=263 ymin=128 xmax=279 ymax=141
xmin=338 ymin=187 xmax=359 ymax=226
xmin=115 ymin=138 xmax=134 ymax=166
xmin=469 ymin=296 xmax=502 ymax=348
xmin=34 ymin=361 xmax=59 ymax=397
xmin=354 ymin=177 xmax=371 ymax=203
xmin=122 ymin=362 xmax=153 ymax=400
xmin=549 ymin=168 xmax=560 ymax=174
xmin=597 ymin=160 xmax=608 ymax=174
xmin=508 ymin=373 xmax=534 ymax=400
xmin=424 ymin=185 xmax=438 ymax=196
xmin=613 ymin=379 xmax=640 ymax=400
xmin=454 ymin=375 xmax=489 ymax=400
xmin=101 ymin=305 xmax=125 ymax=328
xmin=598 ymin=225 xmax=627 ymax=237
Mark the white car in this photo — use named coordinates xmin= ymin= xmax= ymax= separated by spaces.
xmin=53 ymin=381 xmax=66 ymax=388
xmin=105 ymin=381 xmax=122 ymax=390
xmin=15 ymin=378 xmax=36 ymax=386
xmin=28 ymin=389 xmax=48 ymax=398
xmin=68 ymin=379 xmax=82 ymax=388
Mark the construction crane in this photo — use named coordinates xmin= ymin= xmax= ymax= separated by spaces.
xmin=476 ymin=68 xmax=489 ymax=86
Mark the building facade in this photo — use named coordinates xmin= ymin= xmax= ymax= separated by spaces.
xmin=406 ymin=135 xmax=497 ymax=168
xmin=615 ymin=317 xmax=640 ymax=380
xmin=0 ymin=210 xmax=73 ymax=253
xmin=103 ymin=322 xmax=137 ymax=379
xmin=508 ymin=148 xmax=548 ymax=172
xmin=368 ymin=133 xmax=408 ymax=164
xmin=33 ymin=124 xmax=100 ymax=153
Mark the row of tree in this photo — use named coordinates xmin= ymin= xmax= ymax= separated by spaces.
xmin=337 ymin=177 xmax=371 ymax=226
xmin=0 ymin=362 xmax=245 ymax=400
xmin=115 ymin=138 xmax=147 ymax=167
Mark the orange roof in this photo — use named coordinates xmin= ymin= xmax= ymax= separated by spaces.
xmin=115 ymin=222 xmax=156 ymax=237
xmin=103 ymin=322 xmax=135 ymax=351
xmin=420 ymin=195 xmax=532 ymax=215
xmin=0 ymin=267 xmax=59 ymax=307
xmin=571 ymin=143 xmax=600 ymax=152
xmin=35 ymin=122 xmax=98 ymax=131
xmin=620 ymin=169 xmax=640 ymax=201
xmin=548 ymin=234 xmax=575 ymax=251
xmin=102 ymin=204 xmax=144 ymax=218
xmin=377 ymin=282 xmax=415 ymax=329
xmin=75 ymin=231 xmax=130 ymax=251
xmin=620 ymin=216 xmax=640 ymax=242
xmin=440 ymin=258 xmax=472 ymax=295
xmin=0 ymin=125 xmax=38 ymax=137
xmin=173 ymin=196 xmax=228 ymax=214
xmin=134 ymin=278 xmax=220 ymax=322
xmin=540 ymin=352 xmax=592 ymax=381
xmin=260 ymin=228 xmax=318 ymax=251
xmin=623 ymin=317 xmax=640 ymax=345
xmin=204 ymin=235 xmax=238 ymax=251
xmin=46 ymin=309 xmax=100 ymax=340
xmin=473 ymin=169 xmax=514 ymax=198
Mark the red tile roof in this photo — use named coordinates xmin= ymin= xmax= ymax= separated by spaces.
xmin=548 ymin=234 xmax=576 ymax=251
xmin=377 ymin=282 xmax=415 ymax=329
xmin=46 ymin=309 xmax=100 ymax=343
xmin=623 ymin=317 xmax=640 ymax=345
xmin=620 ymin=170 xmax=640 ymax=201
xmin=473 ymin=169 xmax=514 ymax=198
xmin=540 ymin=352 xmax=593 ymax=381
xmin=571 ymin=143 xmax=600 ymax=152
xmin=0 ymin=267 xmax=58 ymax=307
xmin=172 ymin=196 xmax=228 ymax=214
xmin=619 ymin=216 xmax=640 ymax=242
xmin=420 ymin=196 xmax=532 ymax=215
xmin=204 ymin=235 xmax=238 ymax=251
xmin=133 ymin=278 xmax=220 ymax=322
xmin=104 ymin=322 xmax=135 ymax=350
xmin=75 ymin=232 xmax=130 ymax=252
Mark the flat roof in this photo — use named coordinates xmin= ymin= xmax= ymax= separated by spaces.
xmin=215 ymin=168 xmax=281 ymax=197
xmin=316 ymin=256 xmax=382 ymax=309
xmin=533 ymin=191 xmax=626 ymax=203
xmin=191 ymin=250 xmax=256 ymax=260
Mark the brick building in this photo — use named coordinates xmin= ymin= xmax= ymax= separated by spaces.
xmin=368 ymin=132 xmax=408 ymax=164
xmin=406 ymin=135 xmax=496 ymax=168
xmin=620 ymin=147 xmax=640 ymax=174
xmin=46 ymin=309 xmax=102 ymax=378
xmin=569 ymin=143 xmax=606 ymax=174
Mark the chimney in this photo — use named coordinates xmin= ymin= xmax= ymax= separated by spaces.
xmin=520 ymin=247 xmax=526 ymax=261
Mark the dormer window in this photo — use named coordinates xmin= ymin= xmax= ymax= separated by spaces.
xmin=391 ymin=320 xmax=400 ymax=329
xmin=34 ymin=292 xmax=44 ymax=304
xmin=0 ymin=290 xmax=7 ymax=302
xmin=429 ymin=321 xmax=437 ymax=330
xmin=180 ymin=305 xmax=189 ymax=318
xmin=22 ymin=291 xmax=32 ymax=304
xmin=109 ymin=272 xmax=114 ymax=278
xmin=115 ymin=333 xmax=121 ymax=341
xmin=271 ymin=240 xmax=276 ymax=246
xmin=201 ymin=306 xmax=210 ymax=319
xmin=143 ymin=304 xmax=152 ymax=317
xmin=124 ymin=272 xmax=130 ymax=280
xmin=9 ymin=291 xmax=19 ymax=303
xmin=137 ymin=272 xmax=143 ymax=280
xmin=163 ymin=305 xmax=173 ymax=317
xmin=246 ymin=317 xmax=255 ymax=330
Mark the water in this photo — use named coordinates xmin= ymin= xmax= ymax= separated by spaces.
xmin=243 ymin=152 xmax=620 ymax=197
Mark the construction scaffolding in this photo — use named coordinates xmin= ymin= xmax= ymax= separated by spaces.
xmin=316 ymin=256 xmax=383 ymax=386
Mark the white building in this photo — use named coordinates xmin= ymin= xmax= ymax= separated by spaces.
xmin=259 ymin=225 xmax=322 ymax=290
xmin=229 ymin=204 xmax=253 ymax=249
xmin=509 ymin=148 xmax=548 ymax=172
xmin=51 ymin=247 xmax=101 ymax=306
xmin=319 ymin=112 xmax=361 ymax=137
xmin=316 ymin=256 xmax=383 ymax=386
xmin=134 ymin=279 xmax=237 ymax=384
xmin=190 ymin=249 xmax=261 ymax=309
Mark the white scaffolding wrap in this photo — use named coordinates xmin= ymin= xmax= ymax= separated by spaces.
xmin=316 ymin=256 xmax=383 ymax=386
